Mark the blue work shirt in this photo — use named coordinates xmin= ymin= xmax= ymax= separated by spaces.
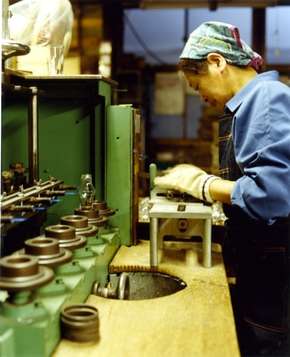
xmin=226 ymin=71 xmax=290 ymax=224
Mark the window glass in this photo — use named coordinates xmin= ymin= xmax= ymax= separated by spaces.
xmin=124 ymin=8 xmax=252 ymax=65
xmin=266 ymin=6 xmax=290 ymax=64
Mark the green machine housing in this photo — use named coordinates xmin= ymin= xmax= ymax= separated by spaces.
xmin=2 ymin=74 xmax=140 ymax=244
xmin=1 ymin=74 xmax=141 ymax=356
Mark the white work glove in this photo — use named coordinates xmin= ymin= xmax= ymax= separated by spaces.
xmin=154 ymin=164 xmax=221 ymax=203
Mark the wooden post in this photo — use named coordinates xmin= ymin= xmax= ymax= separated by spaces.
xmin=252 ymin=8 xmax=266 ymax=62
xmin=102 ymin=3 xmax=124 ymax=79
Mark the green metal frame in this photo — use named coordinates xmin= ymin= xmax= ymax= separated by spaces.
xmin=2 ymin=78 xmax=134 ymax=242
xmin=2 ymin=95 xmax=29 ymax=171
xmin=106 ymin=105 xmax=134 ymax=246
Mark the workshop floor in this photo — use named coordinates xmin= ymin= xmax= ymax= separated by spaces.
xmin=53 ymin=240 xmax=240 ymax=357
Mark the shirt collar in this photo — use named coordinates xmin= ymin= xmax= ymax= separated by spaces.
xmin=225 ymin=71 xmax=279 ymax=113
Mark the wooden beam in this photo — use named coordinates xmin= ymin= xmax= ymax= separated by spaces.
xmin=208 ymin=0 xmax=218 ymax=11
xmin=102 ymin=3 xmax=124 ymax=78
xmin=252 ymin=8 xmax=266 ymax=61
xmin=140 ymin=1 xmax=283 ymax=9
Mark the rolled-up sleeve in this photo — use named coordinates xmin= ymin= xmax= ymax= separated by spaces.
xmin=231 ymin=81 xmax=290 ymax=224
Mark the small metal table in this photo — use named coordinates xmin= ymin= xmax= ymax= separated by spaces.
xmin=149 ymin=201 xmax=212 ymax=268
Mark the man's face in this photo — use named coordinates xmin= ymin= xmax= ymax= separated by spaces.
xmin=184 ymin=64 xmax=232 ymax=110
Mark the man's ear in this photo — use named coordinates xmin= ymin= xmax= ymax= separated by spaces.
xmin=206 ymin=53 xmax=227 ymax=73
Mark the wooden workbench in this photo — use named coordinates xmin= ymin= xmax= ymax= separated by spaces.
xmin=53 ymin=240 xmax=240 ymax=357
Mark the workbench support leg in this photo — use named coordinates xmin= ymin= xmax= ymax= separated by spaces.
xmin=203 ymin=218 xmax=212 ymax=268
xmin=150 ymin=217 xmax=158 ymax=268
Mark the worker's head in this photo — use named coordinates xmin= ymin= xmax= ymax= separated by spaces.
xmin=179 ymin=21 xmax=263 ymax=109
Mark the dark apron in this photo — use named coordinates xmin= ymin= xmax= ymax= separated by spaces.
xmin=219 ymin=110 xmax=290 ymax=355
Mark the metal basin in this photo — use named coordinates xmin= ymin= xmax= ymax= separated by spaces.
xmin=94 ymin=272 xmax=187 ymax=300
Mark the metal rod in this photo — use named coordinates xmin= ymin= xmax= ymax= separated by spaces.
xmin=9 ymin=205 xmax=34 ymax=212
xmin=0 ymin=180 xmax=63 ymax=209
xmin=150 ymin=217 xmax=158 ymax=267
xmin=28 ymin=87 xmax=39 ymax=185
xmin=203 ymin=218 xmax=212 ymax=268
xmin=89 ymin=89 xmax=96 ymax=186
xmin=149 ymin=163 xmax=157 ymax=198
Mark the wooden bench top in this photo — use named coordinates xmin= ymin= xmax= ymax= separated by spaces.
xmin=53 ymin=240 xmax=240 ymax=357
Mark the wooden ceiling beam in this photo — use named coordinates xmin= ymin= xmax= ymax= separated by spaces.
xmin=252 ymin=8 xmax=266 ymax=61
xmin=71 ymin=0 xmax=290 ymax=7
xmin=140 ymin=0 xmax=290 ymax=9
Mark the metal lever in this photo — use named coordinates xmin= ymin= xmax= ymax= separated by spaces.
xmin=41 ymin=190 xmax=66 ymax=197
xmin=118 ymin=273 xmax=129 ymax=300
xmin=1 ymin=39 xmax=30 ymax=62
xmin=29 ymin=197 xmax=53 ymax=204
xmin=9 ymin=205 xmax=35 ymax=212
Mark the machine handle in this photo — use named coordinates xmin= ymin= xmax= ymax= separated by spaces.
xmin=149 ymin=163 xmax=157 ymax=196
xmin=1 ymin=39 xmax=30 ymax=62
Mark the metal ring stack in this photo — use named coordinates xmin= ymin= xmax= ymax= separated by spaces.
xmin=60 ymin=215 xmax=98 ymax=237
xmin=18 ymin=237 xmax=72 ymax=267
xmin=60 ymin=304 xmax=99 ymax=342
xmin=92 ymin=201 xmax=115 ymax=217
xmin=74 ymin=200 xmax=115 ymax=227
xmin=45 ymin=225 xmax=86 ymax=250
xmin=74 ymin=207 xmax=108 ymax=227
xmin=0 ymin=255 xmax=54 ymax=291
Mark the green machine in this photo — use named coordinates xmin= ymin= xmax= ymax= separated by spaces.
xmin=0 ymin=74 xmax=140 ymax=356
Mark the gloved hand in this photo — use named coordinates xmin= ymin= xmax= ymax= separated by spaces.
xmin=154 ymin=164 xmax=221 ymax=203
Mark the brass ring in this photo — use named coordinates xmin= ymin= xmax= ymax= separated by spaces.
xmin=74 ymin=225 xmax=98 ymax=237
xmin=19 ymin=238 xmax=73 ymax=267
xmin=45 ymin=225 xmax=76 ymax=240
xmin=75 ymin=208 xmax=99 ymax=219
xmin=58 ymin=236 xmax=87 ymax=251
xmin=0 ymin=255 xmax=38 ymax=277
xmin=90 ymin=216 xmax=108 ymax=227
xmin=25 ymin=237 xmax=59 ymax=256
xmin=92 ymin=201 xmax=107 ymax=210
xmin=61 ymin=304 xmax=99 ymax=342
xmin=99 ymin=208 xmax=115 ymax=217
xmin=60 ymin=215 xmax=88 ymax=229
xmin=0 ymin=255 xmax=54 ymax=291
